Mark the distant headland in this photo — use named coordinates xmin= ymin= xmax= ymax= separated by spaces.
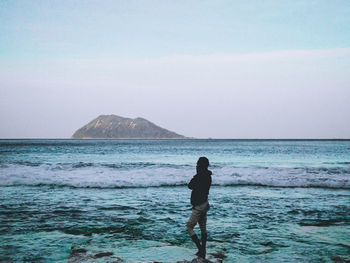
xmin=72 ymin=115 xmax=187 ymax=139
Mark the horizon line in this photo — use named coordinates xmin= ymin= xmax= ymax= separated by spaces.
xmin=0 ymin=138 xmax=350 ymax=141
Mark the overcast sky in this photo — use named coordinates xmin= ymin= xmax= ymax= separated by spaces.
xmin=1 ymin=0 xmax=349 ymax=138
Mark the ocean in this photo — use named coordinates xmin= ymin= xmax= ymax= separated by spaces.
xmin=1 ymin=139 xmax=349 ymax=262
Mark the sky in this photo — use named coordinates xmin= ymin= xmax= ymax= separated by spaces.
xmin=0 ymin=0 xmax=349 ymax=138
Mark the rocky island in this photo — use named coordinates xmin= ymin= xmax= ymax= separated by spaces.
xmin=72 ymin=114 xmax=187 ymax=139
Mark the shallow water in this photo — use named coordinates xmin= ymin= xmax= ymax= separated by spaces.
xmin=1 ymin=139 xmax=350 ymax=262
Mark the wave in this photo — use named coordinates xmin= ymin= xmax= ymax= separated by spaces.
xmin=323 ymin=161 xmax=350 ymax=165
xmin=0 ymin=161 xmax=190 ymax=170
xmin=1 ymin=164 xmax=349 ymax=189
xmin=2 ymin=160 xmax=350 ymax=172
xmin=1 ymin=182 xmax=349 ymax=190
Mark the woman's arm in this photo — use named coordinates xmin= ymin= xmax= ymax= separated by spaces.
xmin=188 ymin=175 xmax=198 ymax=189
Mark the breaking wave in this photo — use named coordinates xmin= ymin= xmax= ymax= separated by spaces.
xmin=1 ymin=162 xmax=349 ymax=189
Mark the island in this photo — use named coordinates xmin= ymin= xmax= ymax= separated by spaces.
xmin=72 ymin=114 xmax=187 ymax=139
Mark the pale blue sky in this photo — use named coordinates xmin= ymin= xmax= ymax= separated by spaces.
xmin=0 ymin=1 xmax=350 ymax=138
xmin=1 ymin=0 xmax=350 ymax=58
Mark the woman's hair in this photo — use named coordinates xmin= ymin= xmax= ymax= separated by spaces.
xmin=197 ymin=157 xmax=209 ymax=169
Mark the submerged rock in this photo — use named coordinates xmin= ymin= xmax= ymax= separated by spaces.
xmin=67 ymin=246 xmax=222 ymax=263
xmin=176 ymin=258 xmax=214 ymax=263
xmin=67 ymin=246 xmax=118 ymax=263
xmin=93 ymin=251 xmax=114 ymax=258
xmin=331 ymin=256 xmax=350 ymax=263
xmin=70 ymin=248 xmax=87 ymax=256
xmin=68 ymin=247 xmax=90 ymax=263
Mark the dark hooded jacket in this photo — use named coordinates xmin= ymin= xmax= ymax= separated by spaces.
xmin=188 ymin=169 xmax=212 ymax=206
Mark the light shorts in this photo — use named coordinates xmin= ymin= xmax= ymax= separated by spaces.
xmin=186 ymin=200 xmax=210 ymax=237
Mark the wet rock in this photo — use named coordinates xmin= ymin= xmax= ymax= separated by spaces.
xmin=331 ymin=256 xmax=350 ymax=263
xmin=68 ymin=247 xmax=117 ymax=262
xmin=70 ymin=248 xmax=87 ymax=256
xmin=176 ymin=258 xmax=214 ymax=263
xmin=68 ymin=247 xmax=90 ymax=263
xmin=93 ymin=251 xmax=114 ymax=258
xmin=210 ymin=251 xmax=227 ymax=260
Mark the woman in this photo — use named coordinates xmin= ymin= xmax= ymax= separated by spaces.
xmin=186 ymin=157 xmax=212 ymax=259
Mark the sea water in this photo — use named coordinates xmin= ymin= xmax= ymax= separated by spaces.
xmin=0 ymin=139 xmax=349 ymax=262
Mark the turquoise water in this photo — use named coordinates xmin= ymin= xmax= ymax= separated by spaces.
xmin=1 ymin=139 xmax=350 ymax=262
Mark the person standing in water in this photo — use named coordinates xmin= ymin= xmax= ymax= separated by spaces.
xmin=186 ymin=157 xmax=212 ymax=259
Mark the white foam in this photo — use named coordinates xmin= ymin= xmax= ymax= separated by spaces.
xmin=0 ymin=164 xmax=349 ymax=189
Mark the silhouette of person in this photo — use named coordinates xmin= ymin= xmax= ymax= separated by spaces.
xmin=186 ymin=157 xmax=212 ymax=259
